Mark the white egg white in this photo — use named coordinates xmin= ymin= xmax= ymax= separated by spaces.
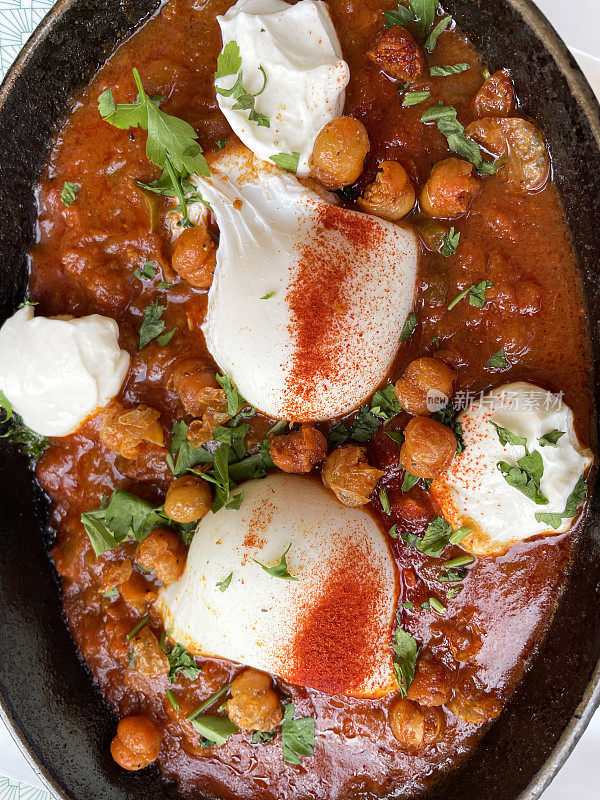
xmin=156 ymin=473 xmax=399 ymax=698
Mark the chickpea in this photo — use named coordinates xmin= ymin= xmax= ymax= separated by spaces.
xmin=168 ymin=359 xmax=219 ymax=417
xmin=100 ymin=401 xmax=164 ymax=459
xmin=227 ymin=669 xmax=282 ymax=732
xmin=164 ymin=474 xmax=212 ymax=523
xmin=420 ymin=158 xmax=481 ymax=219
xmin=407 ymin=651 xmax=454 ymax=706
xmin=110 ymin=715 xmax=162 ymax=771
xmin=358 ymin=161 xmax=415 ymax=221
xmin=322 ymin=445 xmax=384 ymax=507
xmin=366 ymin=27 xmax=427 ymax=83
xmin=473 ymin=69 xmax=514 ymax=118
xmin=388 ymin=697 xmax=445 ymax=749
xmin=100 ymin=558 xmax=133 ymax=592
xmin=309 ymin=116 xmax=370 ymax=190
xmin=119 ymin=572 xmax=158 ymax=612
xmin=171 ymin=223 xmax=216 ymax=289
xmin=136 ymin=528 xmax=186 ymax=584
xmin=400 ymin=417 xmax=457 ymax=480
xmin=394 ymin=357 xmax=456 ymax=416
xmin=269 ymin=424 xmax=327 ymax=474
xmin=446 ymin=669 xmax=503 ymax=724
xmin=130 ymin=626 xmax=170 ymax=676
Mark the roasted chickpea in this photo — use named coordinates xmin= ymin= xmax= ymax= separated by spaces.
xmin=394 ymin=357 xmax=456 ymax=416
xmin=110 ymin=715 xmax=162 ymax=771
xmin=400 ymin=417 xmax=457 ymax=480
xmin=100 ymin=401 xmax=164 ymax=459
xmin=366 ymin=27 xmax=427 ymax=83
xmin=309 ymin=116 xmax=370 ymax=190
xmin=227 ymin=669 xmax=283 ymax=732
xmin=388 ymin=697 xmax=445 ymax=749
xmin=322 ymin=445 xmax=384 ymax=507
xmin=358 ymin=161 xmax=415 ymax=221
xmin=420 ymin=158 xmax=481 ymax=219
xmin=473 ymin=69 xmax=514 ymax=118
xmin=130 ymin=626 xmax=170 ymax=676
xmin=119 ymin=571 xmax=158 ymax=612
xmin=168 ymin=360 xmax=219 ymax=417
xmin=446 ymin=669 xmax=503 ymax=724
xmin=164 ymin=474 xmax=212 ymax=523
xmin=136 ymin=528 xmax=186 ymax=584
xmin=171 ymin=224 xmax=216 ymax=288
xmin=269 ymin=424 xmax=327 ymax=473
xmin=407 ymin=651 xmax=454 ymax=706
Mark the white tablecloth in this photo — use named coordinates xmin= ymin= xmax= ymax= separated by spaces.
xmin=0 ymin=0 xmax=599 ymax=798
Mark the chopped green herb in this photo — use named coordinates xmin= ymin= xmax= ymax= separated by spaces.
xmin=490 ymin=421 xmax=527 ymax=448
xmin=402 ymin=90 xmax=431 ymax=107
xmin=420 ymin=600 xmax=432 ymax=611
xmin=441 ymin=226 xmax=460 ymax=257
xmin=254 ymin=543 xmax=298 ymax=581
xmin=486 ymin=348 xmax=508 ymax=370
xmin=399 ymin=311 xmax=417 ymax=341
xmin=102 ymin=587 xmax=119 ymax=599
xmin=392 ymin=615 xmax=419 ymax=696
xmin=216 ymin=373 xmax=243 ymax=416
xmin=424 ymin=14 xmax=452 ymax=51
xmin=379 ymin=486 xmax=391 ymax=514
xmin=188 ymin=685 xmax=231 ymax=720
xmin=157 ymin=280 xmax=175 ymax=291
xmin=498 ymin=449 xmax=549 ymax=505
xmin=448 ymin=526 xmax=471 ymax=545
xmin=60 ymin=181 xmax=80 ymax=206
xmin=433 ymin=402 xmax=465 ymax=454
xmin=383 ymin=4 xmax=414 ymax=29
xmin=281 ymin=702 xmax=315 ymax=764
xmin=215 ymin=42 xmax=270 ymax=129
xmin=432 ymin=336 xmax=440 ymax=349
xmin=443 ymin=554 xmax=474 ymax=568
xmin=402 ymin=600 xmax=414 ymax=610
xmin=401 ymin=471 xmax=419 ymax=492
xmin=166 ymin=689 xmax=180 ymax=710
xmin=436 ymin=566 xmax=468 ymax=582
xmin=260 ymin=291 xmax=277 ymax=299
xmin=535 ymin=476 xmax=587 ymax=529
xmin=99 ymin=69 xmax=209 ymax=227
xmin=127 ymin=616 xmax=149 ymax=640
xmin=388 ymin=524 xmax=399 ymax=539
xmin=417 ymin=516 xmax=452 ymax=556
xmin=0 ymin=390 xmax=50 ymax=460
xmin=539 ymin=429 xmax=565 ymax=448
xmin=156 ymin=326 xmax=177 ymax=346
xmin=217 ymin=572 xmax=233 ymax=592
xmin=133 ymin=261 xmax=157 ymax=280
xmin=445 ymin=586 xmax=462 ymax=599
xmin=469 ymin=279 xmax=494 ymax=308
xmin=270 ymin=152 xmax=300 ymax=173
xmin=190 ymin=715 xmax=239 ymax=747
xmin=429 ymin=596 xmax=447 ymax=613
xmin=18 ymin=295 xmax=38 ymax=308
xmin=385 ymin=430 xmax=405 ymax=445
xmin=226 ymin=491 xmax=244 ymax=510
xmin=138 ymin=299 xmax=166 ymax=349
xmin=214 ymin=138 xmax=228 ymax=151
xmin=252 ymin=729 xmax=278 ymax=744
xmin=215 ymin=41 xmax=242 ymax=78
xmin=430 ymin=63 xmax=469 ymax=77
xmin=166 ymin=643 xmax=201 ymax=683
xmin=328 ymin=384 xmax=401 ymax=446
xmin=421 ymin=102 xmax=498 ymax=174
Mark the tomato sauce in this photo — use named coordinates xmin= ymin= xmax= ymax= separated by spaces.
xmin=29 ymin=1 xmax=593 ymax=798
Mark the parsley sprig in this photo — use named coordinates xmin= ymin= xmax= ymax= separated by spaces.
xmin=98 ymin=68 xmax=209 ymax=227
xmin=421 ymin=102 xmax=499 ymax=175
xmin=214 ymin=41 xmax=270 ymax=128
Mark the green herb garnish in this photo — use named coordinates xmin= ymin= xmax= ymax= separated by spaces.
xmin=430 ymin=63 xmax=469 ymax=77
xmin=392 ymin=614 xmax=419 ymax=696
xmin=271 ymin=152 xmax=300 ymax=173
xmin=379 ymin=486 xmax=391 ymax=514
xmin=486 ymin=348 xmax=508 ymax=370
xmin=167 ymin=643 xmax=201 ymax=683
xmin=133 ymin=261 xmax=157 ymax=280
xmin=490 ymin=421 xmax=527 ymax=448
xmin=441 ymin=226 xmax=460 ymax=257
xmin=399 ymin=311 xmax=417 ymax=341
xmin=539 ymin=429 xmax=565 ymax=447
xmin=254 ymin=543 xmax=298 ymax=581
xmin=281 ymin=702 xmax=315 ymax=764
xmin=216 ymin=572 xmax=233 ymax=592
xmin=421 ymin=102 xmax=498 ymax=174
xmin=402 ymin=90 xmax=431 ymax=107
xmin=498 ymin=449 xmax=549 ymax=505
xmin=214 ymin=41 xmax=270 ymax=128
xmin=535 ymin=476 xmax=587 ymax=529
xmin=60 ymin=181 xmax=80 ymax=206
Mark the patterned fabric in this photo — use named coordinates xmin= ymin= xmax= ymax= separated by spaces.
xmin=0 ymin=0 xmax=55 ymax=78
xmin=0 ymin=777 xmax=53 ymax=800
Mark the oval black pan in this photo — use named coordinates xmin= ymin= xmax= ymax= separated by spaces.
xmin=0 ymin=1 xmax=599 ymax=800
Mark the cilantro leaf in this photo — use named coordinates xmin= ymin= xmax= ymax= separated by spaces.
xmin=498 ymin=450 xmax=549 ymax=505
xmin=190 ymin=715 xmax=239 ymax=747
xmin=402 ymin=90 xmax=431 ymax=107
xmin=216 ymin=373 xmax=243 ymax=416
xmin=424 ymin=14 xmax=452 ymax=51
xmin=399 ymin=311 xmax=417 ymax=341
xmin=254 ymin=543 xmax=298 ymax=581
xmin=539 ymin=429 xmax=565 ymax=447
xmin=217 ymin=572 xmax=233 ymax=592
xmin=252 ymin=729 xmax=278 ymax=745
xmin=328 ymin=384 xmax=400 ymax=446
xmin=261 ymin=291 xmax=277 ymax=299
xmin=167 ymin=643 xmax=201 ymax=683
xmin=421 ymin=102 xmax=497 ymax=174
xmin=409 ymin=0 xmax=440 ymax=39
xmin=138 ymin=299 xmax=166 ymax=349
xmin=441 ymin=226 xmax=460 ymax=257
xmin=489 ymin=421 xmax=528 ymax=448
xmin=281 ymin=702 xmax=315 ymax=764
xmin=486 ymin=348 xmax=508 ymax=370
xmin=430 ymin=63 xmax=470 ymax=77
xmin=214 ymin=138 xmax=228 ymax=151
xmin=215 ymin=40 xmax=242 ymax=79
xmin=468 ymin=279 xmax=494 ymax=308
xmin=392 ymin=615 xmax=419 ymax=696
xmin=60 ymin=181 xmax=80 ymax=206
xmin=133 ymin=261 xmax=157 ymax=280
xmin=448 ymin=525 xmax=471 ymax=544
xmin=384 ymin=5 xmax=414 ymax=29
xmin=535 ymin=476 xmax=587 ymax=529
xmin=379 ymin=486 xmax=391 ymax=514
xmin=433 ymin=402 xmax=464 ymax=454
xmin=0 ymin=396 xmax=49 ymax=460
xmin=385 ymin=430 xmax=405 ymax=445
xmin=271 ymin=152 xmax=300 ymax=173
xmin=417 ymin=516 xmax=453 ymax=556
xmin=214 ymin=47 xmax=270 ymax=130
xmin=401 ymin=471 xmax=419 ymax=492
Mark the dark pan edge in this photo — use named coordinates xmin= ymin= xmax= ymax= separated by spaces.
xmin=0 ymin=0 xmax=599 ymax=799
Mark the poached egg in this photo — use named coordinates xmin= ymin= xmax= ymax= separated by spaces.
xmin=157 ymin=473 xmax=398 ymax=698
xmin=431 ymin=382 xmax=592 ymax=556
xmin=215 ymin=0 xmax=349 ymax=176
xmin=0 ymin=306 xmax=130 ymax=436
xmin=186 ymin=144 xmax=418 ymax=421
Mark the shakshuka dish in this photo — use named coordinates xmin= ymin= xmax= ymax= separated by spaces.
xmin=0 ymin=0 xmax=594 ymax=797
